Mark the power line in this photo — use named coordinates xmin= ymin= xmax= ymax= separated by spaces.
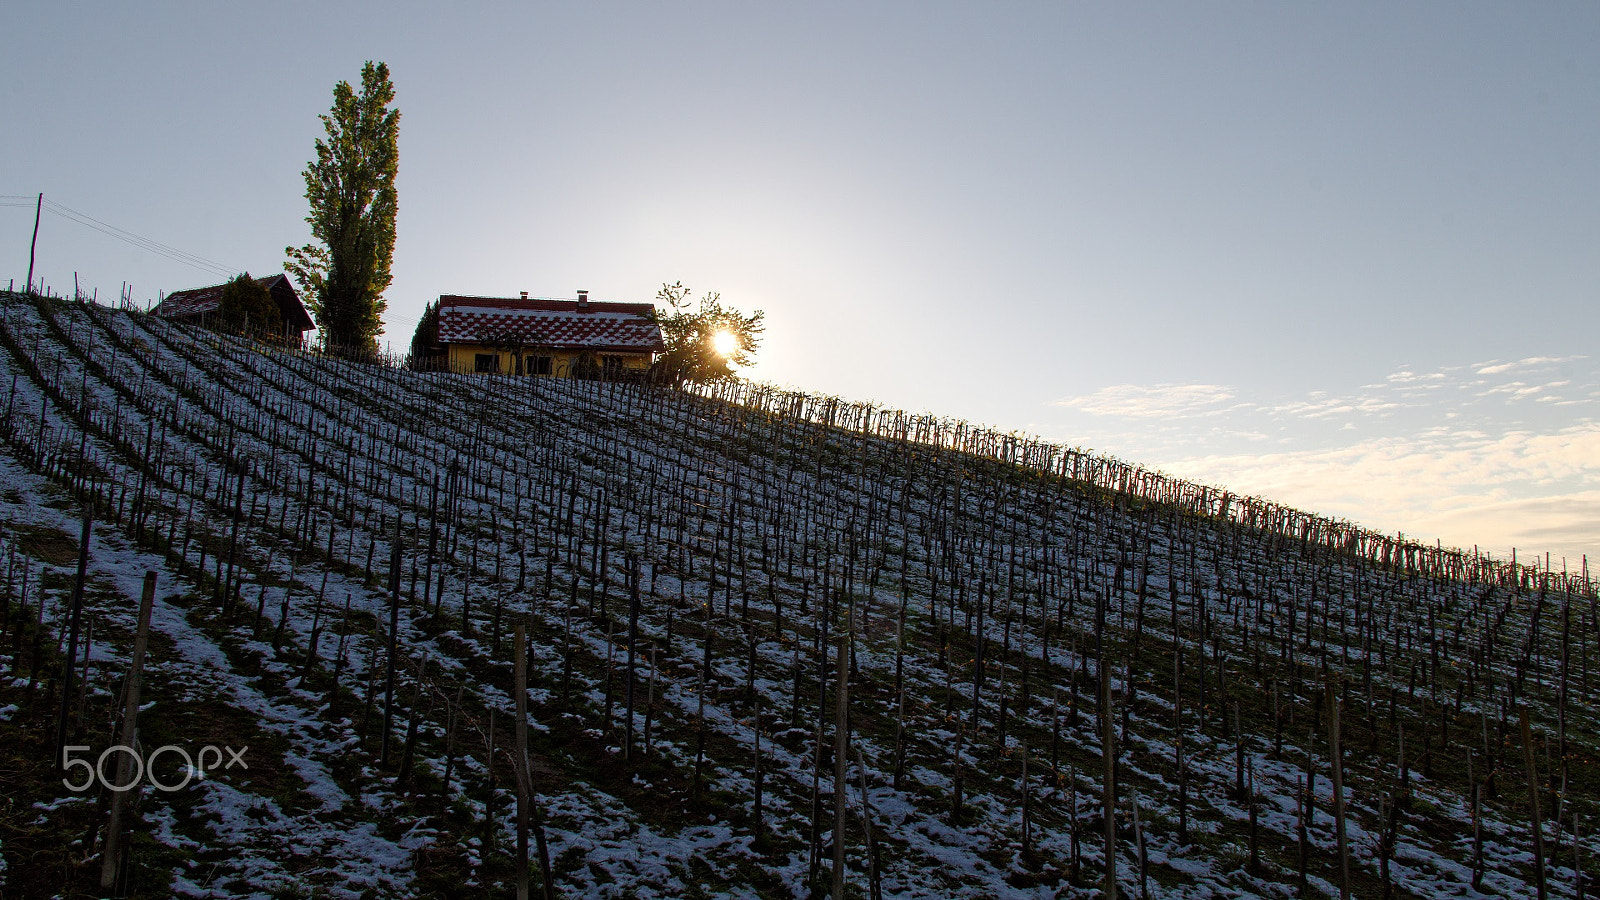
xmin=38 ymin=198 xmax=238 ymax=279
xmin=4 ymin=192 xmax=242 ymax=280
xmin=381 ymin=312 xmax=425 ymax=344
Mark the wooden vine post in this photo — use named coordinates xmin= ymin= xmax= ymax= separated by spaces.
xmin=833 ymin=595 xmax=852 ymax=899
xmin=1328 ymin=682 xmax=1349 ymax=900
xmin=513 ymin=622 xmax=555 ymax=900
xmin=1103 ymin=655 xmax=1118 ymax=900
xmin=55 ymin=506 xmax=93 ymax=769
xmin=1522 ymin=707 xmax=1548 ymax=900
xmin=380 ymin=524 xmax=402 ymax=767
xmin=100 ymin=571 xmax=156 ymax=895
xmin=515 ymin=621 xmax=530 ymax=900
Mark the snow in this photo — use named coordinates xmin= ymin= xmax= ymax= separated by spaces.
xmin=0 ymin=291 xmax=1592 ymax=898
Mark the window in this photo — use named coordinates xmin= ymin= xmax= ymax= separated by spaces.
xmin=530 ymin=355 xmax=553 ymax=375
xmin=474 ymin=353 xmax=498 ymax=373
xmin=602 ymin=355 xmax=625 ymax=377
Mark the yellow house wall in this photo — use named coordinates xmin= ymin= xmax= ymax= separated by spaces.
xmin=445 ymin=343 xmax=652 ymax=376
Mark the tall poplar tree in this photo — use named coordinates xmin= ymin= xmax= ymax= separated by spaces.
xmin=285 ymin=61 xmax=399 ymax=357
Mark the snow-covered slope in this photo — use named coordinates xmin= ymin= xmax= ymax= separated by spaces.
xmin=0 ymin=290 xmax=1594 ymax=898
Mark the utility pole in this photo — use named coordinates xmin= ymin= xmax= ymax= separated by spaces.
xmin=26 ymin=193 xmax=42 ymax=294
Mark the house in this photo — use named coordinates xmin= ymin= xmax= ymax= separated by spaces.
xmin=151 ymin=273 xmax=315 ymax=343
xmin=430 ymin=290 xmax=664 ymax=377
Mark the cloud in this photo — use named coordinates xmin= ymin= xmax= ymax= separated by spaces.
xmin=1264 ymin=395 xmax=1403 ymax=419
xmin=1472 ymin=355 xmax=1587 ymax=376
xmin=1384 ymin=369 xmax=1447 ymax=385
xmin=1477 ymin=379 xmax=1574 ymax=400
xmin=1158 ymin=424 xmax=1600 ymax=563
xmin=1061 ymin=357 xmax=1595 ymax=436
xmin=1054 ymin=383 xmax=1237 ymax=418
xmin=1256 ymin=356 xmax=1599 ymax=425
xmin=1416 ymin=494 xmax=1600 ymax=567
xmin=1049 ymin=354 xmax=1600 ymax=563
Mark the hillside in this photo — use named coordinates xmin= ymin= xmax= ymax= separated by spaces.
xmin=0 ymin=288 xmax=1595 ymax=899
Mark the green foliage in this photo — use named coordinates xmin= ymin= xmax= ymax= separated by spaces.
xmin=648 ymin=281 xmax=764 ymax=385
xmin=408 ymin=298 xmax=442 ymax=369
xmin=285 ymin=61 xmax=399 ymax=358
xmin=216 ymin=273 xmax=282 ymax=337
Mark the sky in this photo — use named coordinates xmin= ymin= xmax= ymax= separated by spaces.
xmin=3 ymin=3 xmax=1597 ymax=568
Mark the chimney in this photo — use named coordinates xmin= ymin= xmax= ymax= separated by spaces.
xmin=519 ymin=291 xmax=528 ymax=300
xmin=576 ymin=289 xmax=590 ymax=310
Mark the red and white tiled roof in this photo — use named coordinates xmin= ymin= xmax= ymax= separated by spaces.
xmin=436 ymin=295 xmax=664 ymax=353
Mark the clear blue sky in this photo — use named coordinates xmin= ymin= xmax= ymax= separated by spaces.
xmin=5 ymin=3 xmax=1597 ymax=566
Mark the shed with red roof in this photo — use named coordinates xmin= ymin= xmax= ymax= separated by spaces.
xmin=152 ymin=273 xmax=315 ymax=343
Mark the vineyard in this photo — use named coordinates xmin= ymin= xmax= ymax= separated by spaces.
xmin=0 ymin=287 xmax=1596 ymax=899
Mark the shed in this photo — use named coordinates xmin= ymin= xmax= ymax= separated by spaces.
xmin=152 ymin=274 xmax=314 ymax=343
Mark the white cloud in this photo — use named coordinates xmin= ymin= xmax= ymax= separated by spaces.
xmin=1478 ymin=380 xmax=1573 ymax=399
xmin=1265 ymin=395 xmax=1403 ymax=419
xmin=1252 ymin=356 xmax=1599 ymax=424
xmin=1048 ymin=355 xmax=1600 ymax=563
xmin=1158 ymin=423 xmax=1600 ymax=563
xmin=1472 ymin=355 xmax=1587 ymax=376
xmin=1054 ymin=383 xmax=1237 ymax=418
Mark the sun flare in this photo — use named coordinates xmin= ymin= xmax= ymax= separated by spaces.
xmin=711 ymin=330 xmax=740 ymax=358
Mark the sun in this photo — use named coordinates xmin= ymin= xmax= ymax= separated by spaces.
xmin=711 ymin=330 xmax=741 ymax=358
